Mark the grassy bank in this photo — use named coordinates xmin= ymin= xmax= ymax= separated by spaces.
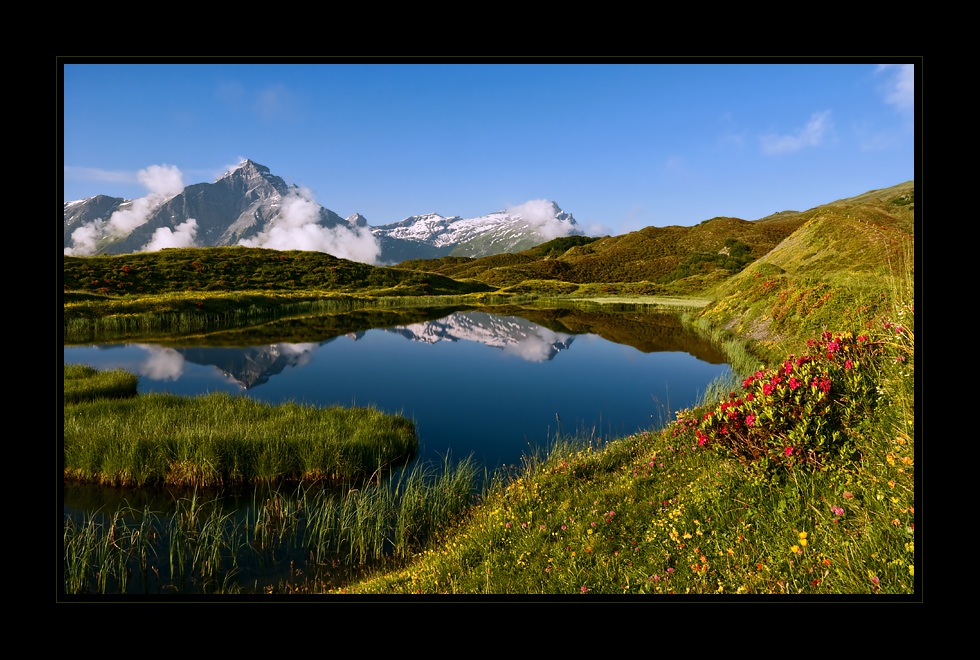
xmin=62 ymin=246 xmax=504 ymax=343
xmin=332 ymin=282 xmax=913 ymax=595
xmin=64 ymin=363 xmax=139 ymax=404
xmin=64 ymin=368 xmax=418 ymax=488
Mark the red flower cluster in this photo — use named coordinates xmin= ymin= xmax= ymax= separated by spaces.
xmin=672 ymin=328 xmax=882 ymax=473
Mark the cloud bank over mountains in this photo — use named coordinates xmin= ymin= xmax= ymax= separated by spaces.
xmin=505 ymin=199 xmax=579 ymax=241
xmin=65 ymin=164 xmax=189 ymax=256
xmin=238 ymin=185 xmax=382 ymax=264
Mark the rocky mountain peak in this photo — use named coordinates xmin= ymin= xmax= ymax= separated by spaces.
xmin=218 ymin=159 xmax=269 ymax=179
xmin=346 ymin=213 xmax=370 ymax=228
xmin=214 ymin=160 xmax=288 ymax=195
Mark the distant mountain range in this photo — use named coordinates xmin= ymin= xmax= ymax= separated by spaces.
xmin=63 ymin=160 xmax=583 ymax=264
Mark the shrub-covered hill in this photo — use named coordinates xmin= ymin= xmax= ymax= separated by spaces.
xmin=62 ymin=246 xmax=495 ymax=298
xmin=396 ymin=215 xmax=807 ymax=291
xmin=395 ymin=182 xmax=913 ymax=297
xmin=693 ymin=182 xmax=914 ymax=361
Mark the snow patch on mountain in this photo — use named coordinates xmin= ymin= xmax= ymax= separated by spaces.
xmin=370 ymin=199 xmax=582 ymax=259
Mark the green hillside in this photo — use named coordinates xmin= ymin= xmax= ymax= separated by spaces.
xmin=693 ymin=182 xmax=914 ymax=360
xmin=396 ymin=215 xmax=808 ymax=293
xmin=63 ymin=246 xmax=493 ymax=298
xmin=62 ymin=246 xmax=498 ymax=338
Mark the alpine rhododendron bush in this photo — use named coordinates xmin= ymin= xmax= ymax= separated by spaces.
xmin=675 ymin=328 xmax=888 ymax=476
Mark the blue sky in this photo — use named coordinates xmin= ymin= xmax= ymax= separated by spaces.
xmin=62 ymin=60 xmax=916 ymax=237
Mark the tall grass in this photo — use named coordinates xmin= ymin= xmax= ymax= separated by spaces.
xmin=63 ymin=456 xmax=481 ymax=594
xmin=63 ymin=381 xmax=418 ymax=487
xmin=63 ymin=363 xmax=139 ymax=404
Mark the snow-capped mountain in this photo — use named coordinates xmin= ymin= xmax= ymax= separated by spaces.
xmin=371 ymin=201 xmax=582 ymax=263
xmin=63 ymin=160 xmax=582 ymax=264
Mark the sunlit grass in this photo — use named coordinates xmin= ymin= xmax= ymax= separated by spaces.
xmin=64 ymin=363 xmax=139 ymax=404
xmin=63 ymin=376 xmax=418 ymax=488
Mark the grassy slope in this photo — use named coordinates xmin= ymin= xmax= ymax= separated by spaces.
xmin=63 ymin=246 xmax=496 ymax=320
xmin=329 ymin=183 xmax=915 ymax=596
xmin=692 ymin=182 xmax=914 ymax=364
xmin=395 ymin=215 xmax=808 ymax=294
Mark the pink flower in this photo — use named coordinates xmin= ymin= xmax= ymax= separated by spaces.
xmin=784 ymin=447 xmax=794 ymax=457
xmin=745 ymin=414 xmax=755 ymax=427
xmin=845 ymin=360 xmax=853 ymax=369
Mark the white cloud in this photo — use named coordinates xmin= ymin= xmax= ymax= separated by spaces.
xmin=238 ymin=186 xmax=382 ymax=264
xmin=760 ymin=110 xmax=834 ymax=156
xmin=65 ymin=164 xmax=186 ymax=256
xmin=137 ymin=164 xmax=185 ymax=195
xmin=141 ymin=218 xmax=199 ymax=252
xmin=65 ymin=220 xmax=106 ymax=256
xmin=876 ymin=63 xmax=914 ymax=113
xmin=506 ymin=199 xmax=580 ymax=241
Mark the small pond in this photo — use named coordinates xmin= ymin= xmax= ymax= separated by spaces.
xmin=63 ymin=305 xmax=731 ymax=478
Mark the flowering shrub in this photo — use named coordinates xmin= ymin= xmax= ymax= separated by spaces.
xmin=675 ymin=329 xmax=883 ymax=475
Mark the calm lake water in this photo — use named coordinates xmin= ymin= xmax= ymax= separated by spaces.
xmin=63 ymin=305 xmax=732 ymax=474
xmin=64 ymin=305 xmax=735 ymax=592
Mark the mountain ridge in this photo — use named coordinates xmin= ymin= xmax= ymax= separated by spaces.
xmin=64 ymin=160 xmax=584 ymax=264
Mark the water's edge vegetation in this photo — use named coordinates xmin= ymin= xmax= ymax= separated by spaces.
xmin=61 ymin=190 xmax=915 ymax=596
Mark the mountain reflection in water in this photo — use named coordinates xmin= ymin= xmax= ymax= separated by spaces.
xmin=63 ymin=307 xmax=731 ymax=472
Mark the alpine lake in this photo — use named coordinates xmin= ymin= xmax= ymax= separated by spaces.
xmin=62 ymin=301 xmax=734 ymax=594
